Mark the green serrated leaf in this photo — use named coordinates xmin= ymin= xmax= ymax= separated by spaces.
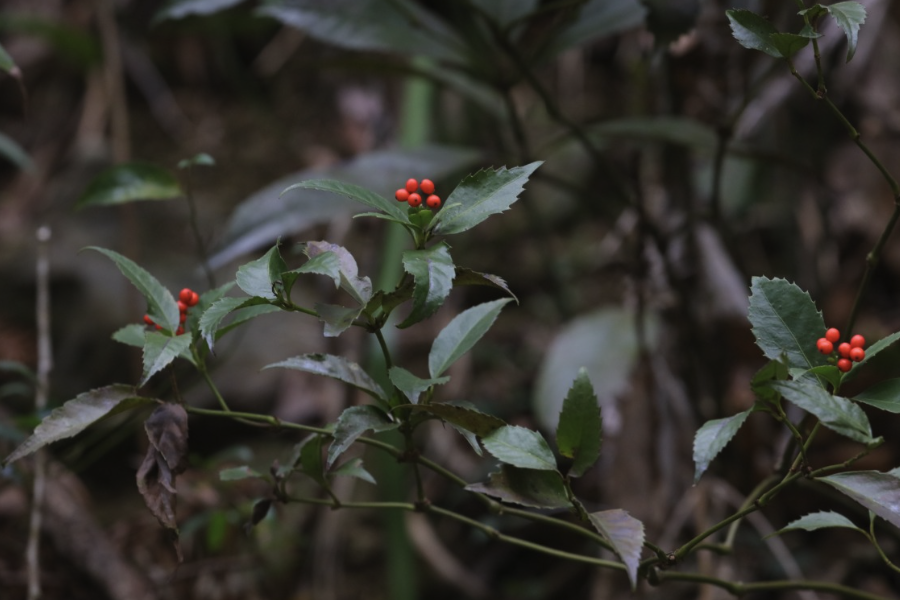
xmin=112 ymin=323 xmax=147 ymax=348
xmin=314 ymin=303 xmax=363 ymax=337
xmin=198 ymin=296 xmax=273 ymax=350
xmin=693 ymin=409 xmax=753 ymax=484
xmin=283 ymin=251 xmax=341 ymax=296
xmin=265 ymin=354 xmax=387 ymax=402
xmin=750 ymin=359 xmax=789 ymax=403
xmin=725 ymin=9 xmax=782 ymax=58
xmin=769 ymin=32 xmax=810 ymax=58
xmin=141 ymin=331 xmax=193 ymax=386
xmin=801 ymin=365 xmax=844 ymax=391
xmin=768 ymin=511 xmax=863 ymax=538
xmin=818 ymin=471 xmax=900 ymax=530
xmin=219 ymin=465 xmax=264 ymax=481
xmin=4 ymin=385 xmax=155 ymax=465
xmin=465 ymin=465 xmax=571 ymax=509
xmin=431 ymin=162 xmax=541 ymax=235
xmin=85 ymin=247 xmax=180 ymax=331
xmin=327 ymin=406 xmax=398 ymax=469
xmin=853 ymin=379 xmax=900 ymax=413
xmin=769 ymin=380 xmax=874 ymax=444
xmin=452 ymin=267 xmax=518 ymax=303
xmin=408 ymin=402 xmax=505 ymax=437
xmin=330 ymin=457 xmax=376 ymax=484
xmin=236 ymin=245 xmax=282 ymax=300
xmin=283 ymin=179 xmax=410 ymax=225
xmin=397 ymin=243 xmax=456 ymax=328
xmin=555 ymin=368 xmax=602 ymax=478
xmin=302 ymin=241 xmax=372 ymax=305
xmin=388 ymin=366 xmax=450 ymax=404
xmin=825 ymin=1 xmax=866 ymax=62
xmin=588 ymin=510 xmax=645 ymax=590
xmin=482 ymin=425 xmax=557 ymax=471
xmin=429 ymin=298 xmax=512 ymax=377
xmin=748 ymin=277 xmax=826 ymax=373
xmin=75 ymin=162 xmax=182 ymax=209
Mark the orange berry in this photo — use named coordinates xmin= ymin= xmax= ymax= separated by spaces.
xmin=850 ymin=347 xmax=865 ymax=362
xmin=177 ymin=300 xmax=188 ymax=313
xmin=395 ymin=189 xmax=409 ymax=202
xmin=176 ymin=326 xmax=185 ymax=335
xmin=405 ymin=178 xmax=418 ymax=193
xmin=420 ymin=179 xmax=435 ymax=195
xmin=850 ymin=334 xmax=865 ymax=348
xmin=179 ymin=288 xmax=192 ymax=303
xmin=426 ymin=194 xmax=441 ymax=208
xmin=825 ymin=328 xmax=840 ymax=343
xmin=144 ymin=314 xmax=154 ymax=326
xmin=188 ymin=291 xmax=199 ymax=307
xmin=837 ymin=358 xmax=852 ymax=372
xmin=837 ymin=343 xmax=851 ymax=358
xmin=180 ymin=312 xmax=187 ymax=323
xmin=817 ymin=339 xmax=833 ymax=354
xmin=408 ymin=193 xmax=422 ymax=207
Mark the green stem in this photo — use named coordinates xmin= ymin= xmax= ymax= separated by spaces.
xmin=655 ymin=570 xmax=889 ymax=600
xmin=197 ymin=361 xmax=230 ymax=412
xmin=869 ymin=516 xmax=900 ymax=575
xmin=809 ymin=437 xmax=883 ymax=478
xmin=374 ymin=328 xmax=394 ymax=370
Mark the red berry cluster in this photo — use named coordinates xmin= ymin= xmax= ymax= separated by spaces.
xmin=817 ymin=327 xmax=865 ymax=372
xmin=144 ymin=288 xmax=199 ymax=335
xmin=395 ymin=178 xmax=441 ymax=209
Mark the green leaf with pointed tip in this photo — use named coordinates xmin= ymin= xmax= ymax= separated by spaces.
xmin=825 ymin=1 xmax=867 ymax=62
xmin=429 ymin=298 xmax=512 ymax=377
xmin=767 ymin=511 xmax=863 ymax=538
xmin=770 ymin=32 xmax=810 ymax=58
xmin=841 ymin=331 xmax=900 ymax=383
xmin=112 ymin=323 xmax=146 ymax=348
xmin=4 ymin=385 xmax=155 ymax=465
xmin=388 ymin=366 xmax=449 ymax=404
xmin=331 ymin=457 xmax=376 ymax=484
xmin=141 ymin=332 xmax=193 ymax=385
xmin=769 ymin=380 xmax=874 ymax=444
xmin=85 ymin=247 xmax=180 ymax=331
xmin=854 ymin=379 xmax=900 ymax=413
xmin=555 ymin=369 xmax=602 ymax=478
xmin=726 ymin=9 xmax=782 ymax=57
xmin=283 ymin=179 xmax=410 ymax=225
xmin=802 ymin=365 xmax=843 ymax=392
xmin=265 ymin=354 xmax=387 ymax=402
xmin=0 ymin=132 xmax=33 ymax=171
xmin=198 ymin=296 xmax=274 ymax=349
xmin=75 ymin=163 xmax=182 ymax=209
xmin=235 ymin=245 xmax=283 ymax=300
xmin=750 ymin=359 xmax=789 ymax=403
xmin=283 ymin=251 xmax=341 ymax=296
xmin=818 ymin=471 xmax=900 ymax=530
xmin=431 ymin=162 xmax=541 ymax=235
xmin=219 ymin=465 xmax=264 ymax=481
xmin=452 ymin=267 xmax=518 ymax=303
xmin=482 ymin=425 xmax=557 ymax=471
xmin=302 ymin=242 xmax=372 ymax=305
xmin=177 ymin=152 xmax=216 ymax=168
xmin=314 ymin=303 xmax=363 ymax=337
xmin=588 ymin=510 xmax=645 ymax=590
xmin=465 ymin=465 xmax=571 ymax=509
xmin=748 ymin=277 xmax=826 ymax=373
xmin=408 ymin=402 xmax=505 ymax=437
xmin=327 ymin=406 xmax=398 ymax=469
xmin=693 ymin=409 xmax=753 ymax=484
xmin=397 ymin=243 xmax=455 ymax=328
xmin=300 ymin=434 xmax=327 ymax=486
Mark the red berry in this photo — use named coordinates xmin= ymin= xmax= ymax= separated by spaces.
xmin=179 ymin=288 xmax=192 ymax=303
xmin=850 ymin=334 xmax=865 ymax=348
xmin=144 ymin=314 xmax=154 ymax=326
xmin=188 ymin=291 xmax=199 ymax=307
xmin=837 ymin=342 xmax=852 ymax=358
xmin=408 ymin=193 xmax=422 ymax=207
xmin=176 ymin=326 xmax=185 ymax=335
xmin=420 ymin=179 xmax=435 ymax=195
xmin=426 ymin=194 xmax=441 ymax=208
xmin=405 ymin=178 xmax=418 ymax=193
xmin=850 ymin=347 xmax=865 ymax=362
xmin=154 ymin=324 xmax=162 ymax=331
xmin=825 ymin=328 xmax=840 ymax=343
xmin=180 ymin=312 xmax=187 ymax=323
xmin=837 ymin=358 xmax=852 ymax=372
xmin=395 ymin=188 xmax=409 ymax=202
xmin=177 ymin=300 xmax=188 ymax=313
xmin=817 ymin=339 xmax=833 ymax=355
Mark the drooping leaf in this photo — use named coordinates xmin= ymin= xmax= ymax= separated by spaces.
xmin=136 ymin=403 xmax=189 ymax=562
xmin=235 ymin=245 xmax=283 ymax=300
xmin=431 ymin=162 xmax=541 ymax=235
xmin=542 ymin=0 xmax=646 ymax=57
xmin=112 ymin=323 xmax=147 ymax=348
xmin=408 ymin=402 xmax=505 ymax=438
xmin=314 ymin=303 xmax=364 ymax=337
xmin=818 ymin=471 xmax=900 ymax=530
xmin=85 ymin=247 xmax=180 ymax=331
xmin=452 ymin=268 xmax=518 ymax=303
xmin=429 ymin=298 xmax=512 ymax=377
xmin=246 ymin=499 xmax=273 ymax=531
xmin=177 ymin=152 xmax=216 ymax=168
xmin=283 ymin=179 xmax=410 ymax=226
xmin=75 ymin=162 xmax=182 ymax=209
xmin=841 ymin=331 xmax=900 ymax=383
xmin=331 ymin=457 xmax=376 ymax=484
xmin=725 ymin=9 xmax=782 ymax=58
xmin=853 ymin=379 xmax=900 ymax=413
xmin=769 ymin=380 xmax=874 ymax=444
xmin=388 ymin=366 xmax=450 ymax=405
xmin=327 ymin=405 xmax=398 ymax=469
xmin=692 ymin=409 xmax=753 ymax=484
xmin=4 ymin=385 xmax=155 ymax=465
xmin=154 ymin=0 xmax=246 ymax=23
xmin=588 ymin=510 xmax=645 ymax=589
xmin=219 ymin=465 xmax=264 ymax=481
xmin=198 ymin=296 xmax=274 ymax=350
xmin=465 ymin=465 xmax=571 ymax=509
xmin=397 ymin=243 xmax=456 ymax=328
xmin=750 ymin=359 xmax=789 ymax=403
xmin=824 ymin=1 xmax=867 ymax=62
xmin=303 ymin=241 xmax=372 ymax=305
xmin=767 ymin=511 xmax=863 ymax=538
xmin=299 ymin=434 xmax=327 ymax=486
xmin=142 ymin=332 xmax=194 ymax=386
xmin=0 ymin=132 xmax=33 ymax=170
xmin=555 ymin=368 xmax=602 ymax=478
xmin=482 ymin=425 xmax=557 ymax=471
xmin=265 ymin=354 xmax=387 ymax=402
xmin=748 ymin=277 xmax=826 ymax=373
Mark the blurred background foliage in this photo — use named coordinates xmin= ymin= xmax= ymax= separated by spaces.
xmin=1 ymin=0 xmax=900 ymax=598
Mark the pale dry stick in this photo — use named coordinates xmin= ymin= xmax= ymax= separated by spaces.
xmin=27 ymin=226 xmax=52 ymax=600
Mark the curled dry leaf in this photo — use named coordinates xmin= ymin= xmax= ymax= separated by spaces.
xmin=136 ymin=403 xmax=189 ymax=561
